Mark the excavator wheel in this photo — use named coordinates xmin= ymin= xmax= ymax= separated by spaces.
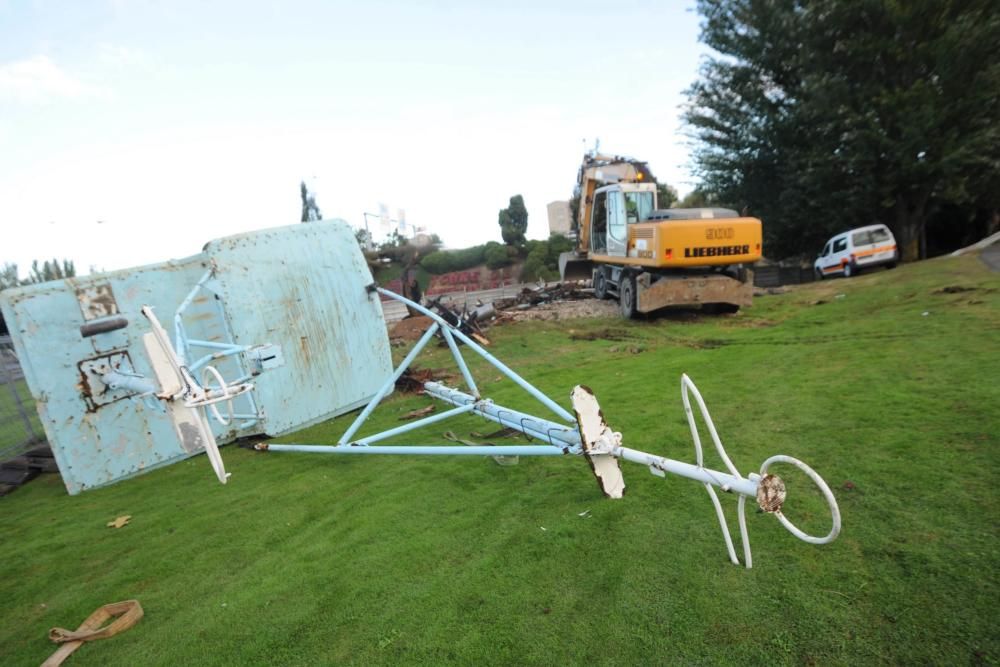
xmin=593 ymin=268 xmax=608 ymax=300
xmin=619 ymin=273 xmax=638 ymax=319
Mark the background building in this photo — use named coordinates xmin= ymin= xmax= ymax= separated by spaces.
xmin=546 ymin=200 xmax=572 ymax=237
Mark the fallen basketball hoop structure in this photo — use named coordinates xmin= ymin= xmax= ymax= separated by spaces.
xmin=148 ymin=285 xmax=841 ymax=569
xmin=2 ymin=221 xmax=840 ymax=567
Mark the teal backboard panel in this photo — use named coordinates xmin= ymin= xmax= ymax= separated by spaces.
xmin=0 ymin=221 xmax=392 ymax=494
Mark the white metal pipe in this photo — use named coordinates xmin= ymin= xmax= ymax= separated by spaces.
xmin=615 ymin=447 xmax=758 ymax=497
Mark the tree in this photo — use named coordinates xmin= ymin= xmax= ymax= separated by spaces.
xmin=677 ymin=188 xmax=717 ymax=209
xmin=300 ymin=181 xmax=322 ymax=222
xmin=684 ymin=0 xmax=1000 ymax=260
xmin=355 ymin=228 xmax=373 ymax=252
xmin=0 ymin=263 xmax=20 ymax=291
xmin=656 ymin=183 xmax=679 ymax=209
xmin=0 ymin=259 xmax=77 ymax=290
xmin=27 ymin=258 xmax=75 ymax=284
xmin=378 ymin=229 xmax=407 ymax=252
xmin=498 ymin=195 xmax=528 ymax=247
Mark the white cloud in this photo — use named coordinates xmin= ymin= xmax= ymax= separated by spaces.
xmin=0 ymin=55 xmax=104 ymax=103
xmin=97 ymin=43 xmax=147 ymax=68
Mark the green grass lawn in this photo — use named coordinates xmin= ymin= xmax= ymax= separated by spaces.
xmin=2 ymin=253 xmax=998 ymax=665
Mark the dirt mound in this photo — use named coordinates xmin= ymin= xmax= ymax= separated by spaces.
xmin=390 ymin=316 xmax=434 ymax=342
xmin=501 ymin=299 xmax=619 ymax=322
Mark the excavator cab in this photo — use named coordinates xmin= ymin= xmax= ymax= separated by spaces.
xmin=590 ymin=183 xmax=657 ymax=258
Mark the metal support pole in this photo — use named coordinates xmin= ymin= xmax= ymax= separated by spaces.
xmin=439 ymin=326 xmax=479 ymax=399
xmin=173 ymin=269 xmax=213 ymax=365
xmin=376 ymin=288 xmax=575 ymax=424
xmin=338 ymin=321 xmax=441 ymax=445
xmin=615 ymin=447 xmax=759 ymax=498
xmin=352 ymin=403 xmax=476 ymax=445
xmin=423 ymin=382 xmax=581 ymax=451
xmin=265 ymin=443 xmax=567 ymax=457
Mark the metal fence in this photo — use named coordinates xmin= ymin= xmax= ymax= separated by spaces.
xmin=0 ymin=335 xmax=44 ymax=461
xmin=753 ymin=265 xmax=817 ymax=288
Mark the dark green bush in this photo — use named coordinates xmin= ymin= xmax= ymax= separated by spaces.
xmin=484 ymin=242 xmax=511 ymax=269
xmin=420 ymin=244 xmax=487 ymax=274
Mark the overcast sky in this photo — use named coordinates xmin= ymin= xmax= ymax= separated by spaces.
xmin=0 ymin=0 xmax=709 ymax=276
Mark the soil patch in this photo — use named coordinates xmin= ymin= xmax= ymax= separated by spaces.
xmin=390 ymin=315 xmax=434 ymax=342
xmin=501 ymin=299 xmax=619 ymax=322
xmin=568 ymin=328 xmax=635 ymax=342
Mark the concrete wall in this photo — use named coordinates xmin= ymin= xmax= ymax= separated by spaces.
xmin=547 ymin=200 xmax=572 ymax=237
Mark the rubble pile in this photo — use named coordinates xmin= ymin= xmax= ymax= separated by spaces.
xmin=492 ymin=281 xmax=594 ymax=310
xmin=395 ymin=367 xmax=457 ymax=393
xmin=388 ymin=280 xmax=610 ymax=342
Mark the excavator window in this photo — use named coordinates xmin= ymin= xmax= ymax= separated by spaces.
xmin=591 ymin=191 xmax=608 ymax=253
xmin=609 ymin=191 xmax=626 ymax=242
xmin=625 ymin=191 xmax=655 ymax=223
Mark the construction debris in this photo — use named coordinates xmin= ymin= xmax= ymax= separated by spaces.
xmin=469 ymin=427 xmax=521 ymax=440
xmin=399 ymin=405 xmax=436 ymax=420
xmin=44 ymin=600 xmax=144 ymax=667
xmin=443 ymin=430 xmax=519 ymax=466
xmin=395 ymin=367 xmax=457 ymax=394
xmin=0 ymin=444 xmax=57 ymax=496
xmin=426 ymin=296 xmax=491 ymax=346
xmin=492 ymin=281 xmax=593 ymax=310
xmin=387 ymin=280 xmax=606 ymax=340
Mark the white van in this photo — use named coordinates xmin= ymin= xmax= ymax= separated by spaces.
xmin=814 ymin=224 xmax=898 ymax=279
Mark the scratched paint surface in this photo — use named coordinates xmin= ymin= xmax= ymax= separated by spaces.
xmin=204 ymin=222 xmax=392 ymax=434
xmin=0 ymin=221 xmax=392 ymax=494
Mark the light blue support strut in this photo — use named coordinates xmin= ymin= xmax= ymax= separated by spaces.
xmin=187 ymin=344 xmax=251 ymax=375
xmin=423 ymin=383 xmax=582 ymax=452
xmin=338 ymin=321 xmax=441 ymax=445
xmin=263 ymin=383 xmax=583 ymax=456
xmin=265 ymin=444 xmax=567 ymax=457
xmin=439 ymin=325 xmax=479 ymax=398
xmin=376 ymin=287 xmax=575 ymax=424
xmin=171 ymin=268 xmax=264 ymax=430
xmin=353 ymin=403 xmax=476 ymax=445
xmin=173 ymin=269 xmax=213 ymax=365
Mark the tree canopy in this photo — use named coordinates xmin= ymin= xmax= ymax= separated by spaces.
xmin=656 ymin=183 xmax=678 ymax=209
xmin=300 ymin=181 xmax=322 ymax=222
xmin=1 ymin=259 xmax=76 ymax=290
xmin=684 ymin=0 xmax=1000 ymax=260
xmin=498 ymin=195 xmax=528 ymax=246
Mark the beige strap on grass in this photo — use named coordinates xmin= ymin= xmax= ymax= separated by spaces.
xmin=42 ymin=599 xmax=143 ymax=667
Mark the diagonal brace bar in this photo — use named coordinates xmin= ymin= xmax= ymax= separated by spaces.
xmin=338 ymin=321 xmax=441 ymax=445
xmin=376 ymin=288 xmax=575 ymax=424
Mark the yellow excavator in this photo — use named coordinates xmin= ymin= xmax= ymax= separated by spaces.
xmin=559 ymin=151 xmax=763 ymax=317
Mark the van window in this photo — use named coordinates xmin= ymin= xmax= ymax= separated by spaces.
xmin=833 ymin=237 xmax=848 ymax=253
xmin=820 ymin=243 xmax=830 ymax=257
xmin=852 ymin=227 xmax=892 ymax=246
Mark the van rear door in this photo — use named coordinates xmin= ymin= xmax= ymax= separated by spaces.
xmin=851 ymin=226 xmax=895 ymax=266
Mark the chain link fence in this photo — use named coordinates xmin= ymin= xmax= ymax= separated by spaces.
xmin=0 ymin=335 xmax=45 ymax=461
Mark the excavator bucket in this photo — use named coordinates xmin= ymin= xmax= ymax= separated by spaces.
xmin=558 ymin=251 xmax=594 ymax=283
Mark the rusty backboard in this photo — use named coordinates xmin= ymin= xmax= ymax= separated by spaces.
xmin=0 ymin=220 xmax=392 ymax=494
